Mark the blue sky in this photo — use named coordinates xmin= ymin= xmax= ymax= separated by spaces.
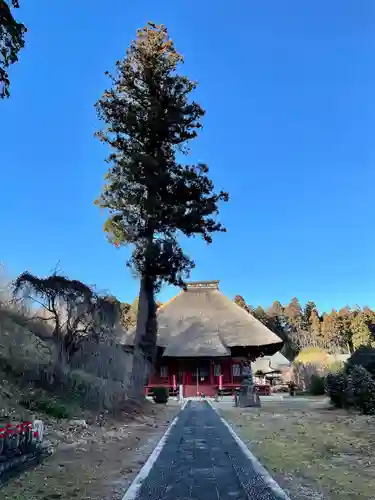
xmin=1 ymin=0 xmax=374 ymax=312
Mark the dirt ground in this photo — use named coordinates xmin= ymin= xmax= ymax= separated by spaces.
xmin=1 ymin=401 xmax=180 ymax=500
xmin=216 ymin=396 xmax=375 ymax=500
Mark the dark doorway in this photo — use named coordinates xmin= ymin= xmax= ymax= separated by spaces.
xmin=191 ymin=360 xmax=210 ymax=385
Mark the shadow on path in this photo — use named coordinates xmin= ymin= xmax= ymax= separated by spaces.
xmin=130 ymin=401 xmax=288 ymax=500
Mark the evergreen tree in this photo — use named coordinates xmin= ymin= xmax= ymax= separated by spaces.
xmin=234 ymin=295 xmax=250 ymax=313
xmin=266 ymin=301 xmax=293 ymax=359
xmin=309 ymin=309 xmax=322 ymax=347
xmin=303 ymin=300 xmax=317 ymax=330
xmin=285 ymin=297 xmax=303 ymax=328
xmin=95 ymin=23 xmax=228 ymax=395
xmin=266 ymin=301 xmax=286 ymax=339
xmin=284 ymin=297 xmax=304 ymax=352
xmin=335 ymin=306 xmax=353 ymax=353
xmin=267 ymin=300 xmax=284 ymax=317
xmin=0 ymin=1 xmax=26 ymax=98
xmin=251 ymin=305 xmax=269 ymax=325
xmin=321 ymin=311 xmax=340 ymax=351
xmin=351 ymin=309 xmax=375 ymax=350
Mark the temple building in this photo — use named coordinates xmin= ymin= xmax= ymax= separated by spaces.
xmin=252 ymin=351 xmax=291 ymax=386
xmin=125 ymin=280 xmax=284 ymax=398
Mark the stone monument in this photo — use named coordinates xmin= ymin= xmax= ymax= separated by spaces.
xmin=237 ymin=361 xmax=261 ymax=408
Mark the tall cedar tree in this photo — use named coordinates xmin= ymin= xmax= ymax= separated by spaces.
xmin=266 ymin=301 xmax=293 ymax=358
xmin=95 ymin=23 xmax=228 ymax=394
xmin=309 ymin=309 xmax=322 ymax=346
xmin=284 ymin=297 xmax=304 ymax=352
xmin=321 ymin=312 xmax=339 ymax=350
xmin=351 ymin=308 xmax=375 ymax=350
xmin=336 ymin=306 xmax=353 ymax=353
xmin=303 ymin=301 xmax=317 ymax=330
xmin=0 ymin=1 xmax=26 ymax=98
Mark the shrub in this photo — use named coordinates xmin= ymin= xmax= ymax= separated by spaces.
xmin=152 ymin=387 xmax=169 ymax=404
xmin=310 ymin=374 xmax=325 ymax=395
xmin=348 ymin=365 xmax=375 ymax=415
xmin=325 ymin=372 xmax=348 ymax=408
xmin=346 ymin=347 xmax=375 ymax=377
xmin=20 ymin=396 xmax=72 ymax=419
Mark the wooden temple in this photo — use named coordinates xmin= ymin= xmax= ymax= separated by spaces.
xmin=125 ymin=281 xmax=284 ymax=398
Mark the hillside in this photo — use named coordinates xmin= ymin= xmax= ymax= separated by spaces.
xmin=0 ymin=299 xmax=179 ymax=500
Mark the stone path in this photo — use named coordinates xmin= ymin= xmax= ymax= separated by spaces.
xmin=131 ymin=401 xmax=287 ymax=500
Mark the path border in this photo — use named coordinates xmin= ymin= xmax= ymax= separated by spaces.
xmin=121 ymin=400 xmax=188 ymax=500
xmin=208 ymin=400 xmax=291 ymax=500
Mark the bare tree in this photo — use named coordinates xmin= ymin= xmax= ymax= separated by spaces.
xmin=13 ymin=271 xmax=121 ymax=363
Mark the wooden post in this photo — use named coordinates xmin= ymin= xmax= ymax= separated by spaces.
xmin=210 ymin=360 xmax=214 ymax=385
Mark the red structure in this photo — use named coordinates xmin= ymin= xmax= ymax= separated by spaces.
xmin=125 ymin=281 xmax=283 ymax=398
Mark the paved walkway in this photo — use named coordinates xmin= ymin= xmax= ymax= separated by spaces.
xmin=131 ymin=401 xmax=286 ymax=500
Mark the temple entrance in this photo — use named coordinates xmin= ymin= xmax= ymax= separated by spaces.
xmin=191 ymin=360 xmax=210 ymax=395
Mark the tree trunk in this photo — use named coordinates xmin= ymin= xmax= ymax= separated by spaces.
xmin=131 ymin=273 xmax=157 ymax=399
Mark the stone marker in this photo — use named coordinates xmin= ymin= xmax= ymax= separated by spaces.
xmin=237 ymin=363 xmax=261 ymax=408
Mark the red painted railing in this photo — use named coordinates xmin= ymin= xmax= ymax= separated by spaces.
xmin=145 ymin=383 xmax=271 ymax=396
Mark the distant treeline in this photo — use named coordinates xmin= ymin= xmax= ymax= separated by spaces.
xmin=234 ymin=295 xmax=375 ymax=360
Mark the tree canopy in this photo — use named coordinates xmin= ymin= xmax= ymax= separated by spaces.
xmin=95 ymin=22 xmax=228 ymax=289
xmin=13 ymin=271 xmax=121 ymax=361
xmin=0 ymin=1 xmax=26 ymax=98
xmin=233 ymin=294 xmax=375 ymax=360
xmin=95 ymin=23 xmax=228 ymax=381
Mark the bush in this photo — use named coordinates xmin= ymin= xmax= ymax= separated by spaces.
xmin=325 ymin=372 xmax=348 ymax=408
xmin=326 ymin=365 xmax=375 ymax=415
xmin=152 ymin=387 xmax=169 ymax=404
xmin=347 ymin=347 xmax=375 ymax=377
xmin=20 ymin=396 xmax=72 ymax=419
xmin=310 ymin=374 xmax=325 ymax=395
xmin=348 ymin=365 xmax=375 ymax=415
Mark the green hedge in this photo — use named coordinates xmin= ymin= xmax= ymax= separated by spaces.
xmin=326 ymin=364 xmax=375 ymax=415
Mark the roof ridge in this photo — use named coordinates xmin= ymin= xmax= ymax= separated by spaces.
xmin=185 ymin=280 xmax=219 ymax=289
xmin=157 ymin=290 xmax=183 ymax=311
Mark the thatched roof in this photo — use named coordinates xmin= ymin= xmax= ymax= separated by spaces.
xmin=123 ymin=281 xmax=283 ymax=357
xmin=252 ymin=351 xmax=291 ymax=375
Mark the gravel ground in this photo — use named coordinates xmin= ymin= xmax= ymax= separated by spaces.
xmin=215 ymin=397 xmax=375 ymax=500
xmin=1 ymin=401 xmax=180 ymax=500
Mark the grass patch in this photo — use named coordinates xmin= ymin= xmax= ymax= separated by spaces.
xmin=219 ymin=398 xmax=375 ymax=500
